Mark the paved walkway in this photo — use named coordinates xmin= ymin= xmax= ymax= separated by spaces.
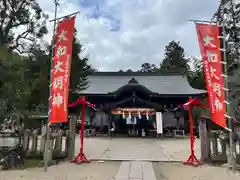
xmin=0 ymin=161 xmax=120 ymax=180
xmin=79 ymin=137 xmax=201 ymax=161
xmin=0 ymin=161 xmax=239 ymax=180
xmin=115 ymin=161 xmax=156 ymax=180
xmin=1 ymin=138 xmax=240 ymax=180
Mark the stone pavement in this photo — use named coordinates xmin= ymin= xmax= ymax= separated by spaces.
xmin=154 ymin=162 xmax=240 ymax=180
xmin=1 ymin=137 xmax=240 ymax=180
xmin=1 ymin=161 xmax=239 ymax=180
xmin=115 ymin=161 xmax=156 ymax=180
xmin=0 ymin=161 xmax=120 ymax=180
xmin=78 ymin=137 xmax=201 ymax=162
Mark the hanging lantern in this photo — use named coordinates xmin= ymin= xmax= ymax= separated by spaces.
xmin=138 ymin=111 xmax=141 ymax=119
xmin=146 ymin=110 xmax=149 ymax=120
xmin=128 ymin=111 xmax=131 ymax=119
xmin=122 ymin=111 xmax=125 ymax=119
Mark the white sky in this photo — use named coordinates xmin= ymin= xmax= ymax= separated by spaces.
xmin=36 ymin=0 xmax=219 ymax=71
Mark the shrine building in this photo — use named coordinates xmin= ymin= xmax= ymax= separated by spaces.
xmin=72 ymin=71 xmax=206 ymax=137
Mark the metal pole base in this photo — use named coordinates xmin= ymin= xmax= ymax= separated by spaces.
xmin=183 ymin=154 xmax=202 ymax=167
xmin=70 ymin=153 xmax=90 ymax=164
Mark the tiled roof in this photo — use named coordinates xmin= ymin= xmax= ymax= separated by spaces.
xmin=78 ymin=72 xmax=206 ymax=95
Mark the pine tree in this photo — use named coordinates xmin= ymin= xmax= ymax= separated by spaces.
xmin=0 ymin=0 xmax=48 ymax=53
xmin=70 ymin=30 xmax=93 ymax=92
xmin=213 ymin=0 xmax=240 ymax=122
xmin=160 ymin=41 xmax=188 ymax=73
xmin=186 ymin=57 xmax=205 ymax=90
xmin=139 ymin=63 xmax=158 ymax=72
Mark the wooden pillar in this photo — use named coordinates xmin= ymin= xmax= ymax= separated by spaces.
xmin=238 ymin=140 xmax=240 ymax=154
xmin=55 ymin=129 xmax=64 ymax=154
xmin=210 ymin=132 xmax=218 ymax=155
xmin=23 ymin=129 xmax=31 ymax=151
xmin=31 ymin=129 xmax=38 ymax=155
xmin=231 ymin=128 xmax=237 ymax=166
xmin=47 ymin=133 xmax=53 ymax=164
xmin=199 ymin=117 xmax=211 ymax=162
xmin=39 ymin=134 xmax=46 ymax=155
xmin=65 ymin=130 xmax=70 ymax=155
xmin=67 ymin=115 xmax=77 ymax=159
xmin=220 ymin=139 xmax=227 ymax=156
xmin=226 ymin=142 xmax=231 ymax=166
xmin=108 ymin=112 xmax=112 ymax=138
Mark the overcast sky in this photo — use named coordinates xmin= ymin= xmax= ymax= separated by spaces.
xmin=38 ymin=0 xmax=219 ymax=71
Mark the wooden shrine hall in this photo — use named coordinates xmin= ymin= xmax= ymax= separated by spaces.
xmin=71 ymin=72 xmax=206 ymax=137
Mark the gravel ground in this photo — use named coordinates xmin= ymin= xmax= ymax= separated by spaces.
xmin=1 ymin=161 xmax=240 ymax=180
xmin=153 ymin=162 xmax=240 ymax=180
xmin=0 ymin=161 xmax=120 ymax=180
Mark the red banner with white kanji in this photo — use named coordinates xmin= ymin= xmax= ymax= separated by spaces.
xmin=50 ymin=16 xmax=75 ymax=124
xmin=195 ymin=23 xmax=227 ymax=129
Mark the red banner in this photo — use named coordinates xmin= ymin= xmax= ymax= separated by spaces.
xmin=50 ymin=16 xmax=75 ymax=124
xmin=195 ymin=23 xmax=227 ymax=129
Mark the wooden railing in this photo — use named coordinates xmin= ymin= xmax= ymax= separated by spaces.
xmin=199 ymin=117 xmax=240 ymax=164
xmin=22 ymin=115 xmax=77 ymax=162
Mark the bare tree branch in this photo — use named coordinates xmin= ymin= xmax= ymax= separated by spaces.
xmin=2 ymin=0 xmax=26 ymax=41
xmin=0 ymin=0 xmax=48 ymax=53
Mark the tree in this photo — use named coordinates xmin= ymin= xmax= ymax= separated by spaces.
xmin=213 ymin=1 xmax=240 ymax=123
xmin=24 ymin=29 xmax=93 ymax=110
xmin=0 ymin=46 xmax=30 ymax=114
xmin=160 ymin=41 xmax=188 ymax=73
xmin=126 ymin=69 xmax=133 ymax=72
xmin=187 ymin=57 xmax=206 ymax=90
xmin=118 ymin=69 xmax=133 ymax=72
xmin=0 ymin=0 xmax=48 ymax=53
xmin=25 ymin=45 xmax=50 ymax=111
xmin=213 ymin=0 xmax=240 ymax=72
xmin=139 ymin=63 xmax=158 ymax=72
xmin=70 ymin=30 xmax=93 ymax=92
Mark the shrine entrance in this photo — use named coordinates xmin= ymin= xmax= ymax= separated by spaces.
xmin=88 ymin=77 xmax=165 ymax=138
xmin=70 ymin=73 xmax=205 ymax=139
xmin=110 ymin=108 xmax=158 ymax=137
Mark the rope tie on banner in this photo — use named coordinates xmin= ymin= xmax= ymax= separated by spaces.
xmin=222 ymin=87 xmax=229 ymax=91
xmin=224 ymin=100 xmax=230 ymax=104
xmin=217 ymin=28 xmax=234 ymax=133
xmin=224 ymin=127 xmax=232 ymax=132
xmin=224 ymin=114 xmax=232 ymax=119
xmin=221 ymin=74 xmax=228 ymax=78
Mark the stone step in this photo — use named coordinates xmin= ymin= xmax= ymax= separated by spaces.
xmin=115 ymin=161 xmax=157 ymax=180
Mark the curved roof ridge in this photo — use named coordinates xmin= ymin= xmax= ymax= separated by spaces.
xmin=90 ymin=71 xmax=185 ymax=76
xmin=78 ymin=72 xmax=206 ymax=95
xmin=109 ymin=82 xmax=158 ymax=95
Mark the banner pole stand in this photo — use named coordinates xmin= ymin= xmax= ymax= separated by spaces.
xmin=191 ymin=20 xmax=236 ymax=172
xmin=44 ymin=0 xmax=59 ymax=172
xmin=221 ymin=23 xmax=236 ymax=173
xmin=70 ymin=96 xmax=91 ymax=164
xmin=183 ymin=98 xmax=202 ymax=166
xmin=182 ymin=97 xmax=208 ymax=166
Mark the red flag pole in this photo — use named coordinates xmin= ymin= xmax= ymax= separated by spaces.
xmin=80 ymin=99 xmax=86 ymax=160
xmin=183 ymin=98 xmax=201 ymax=166
xmin=70 ymin=96 xmax=90 ymax=164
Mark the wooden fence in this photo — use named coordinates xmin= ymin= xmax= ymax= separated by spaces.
xmin=22 ymin=115 xmax=77 ymax=162
xmin=199 ymin=117 xmax=240 ymax=164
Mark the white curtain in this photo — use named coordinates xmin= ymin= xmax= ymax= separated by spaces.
xmin=156 ymin=112 xmax=163 ymax=134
